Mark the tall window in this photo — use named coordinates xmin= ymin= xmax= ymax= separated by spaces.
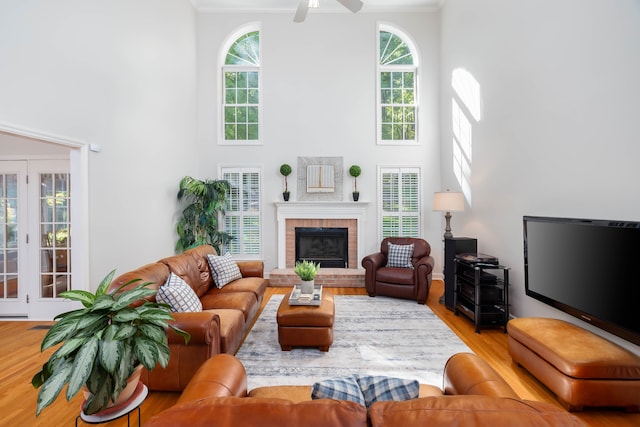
xmin=377 ymin=25 xmax=419 ymax=144
xmin=221 ymin=167 xmax=261 ymax=257
xmin=221 ymin=27 xmax=261 ymax=144
xmin=379 ymin=167 xmax=420 ymax=239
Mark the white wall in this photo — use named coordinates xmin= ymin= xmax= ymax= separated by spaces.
xmin=440 ymin=0 xmax=640 ymax=352
xmin=0 ymin=0 xmax=199 ymax=287
xmin=197 ymin=11 xmax=442 ymax=273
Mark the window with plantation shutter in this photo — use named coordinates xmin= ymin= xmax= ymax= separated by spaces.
xmin=221 ymin=168 xmax=261 ymax=257
xmin=379 ymin=167 xmax=420 ymax=239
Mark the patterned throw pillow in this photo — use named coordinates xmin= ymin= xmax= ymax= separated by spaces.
xmin=354 ymin=375 xmax=420 ymax=407
xmin=156 ymin=273 xmax=202 ymax=312
xmin=387 ymin=242 xmax=414 ymax=269
xmin=206 ymin=252 xmax=242 ymax=288
xmin=311 ymin=376 xmax=366 ymax=407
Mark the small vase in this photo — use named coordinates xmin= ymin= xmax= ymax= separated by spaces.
xmin=352 ymin=192 xmax=360 ymax=202
xmin=300 ymin=279 xmax=314 ymax=295
xmin=283 ymin=192 xmax=290 ymax=201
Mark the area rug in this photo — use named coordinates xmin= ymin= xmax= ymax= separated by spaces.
xmin=235 ymin=295 xmax=472 ymax=390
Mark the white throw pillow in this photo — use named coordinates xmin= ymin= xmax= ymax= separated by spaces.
xmin=156 ymin=273 xmax=202 ymax=312
xmin=207 ymin=252 xmax=242 ymax=288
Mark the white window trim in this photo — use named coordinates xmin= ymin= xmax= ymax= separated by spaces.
xmin=377 ymin=165 xmax=422 ymax=242
xmin=376 ymin=22 xmax=421 ymax=146
xmin=218 ymin=23 xmax=263 ymax=146
xmin=219 ymin=165 xmax=263 ymax=260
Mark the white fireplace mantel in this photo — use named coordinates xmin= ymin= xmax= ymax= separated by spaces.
xmin=275 ymin=201 xmax=369 ymax=269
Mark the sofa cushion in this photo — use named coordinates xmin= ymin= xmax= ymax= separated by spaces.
xmin=311 ymin=376 xmax=366 ymax=406
xmin=144 ymin=396 xmax=368 ymax=427
xmin=159 ymin=252 xmax=208 ymax=297
xmin=387 ymin=243 xmax=414 ymax=269
xmin=207 ymin=253 xmax=242 ymax=288
xmin=355 ymin=375 xmax=419 ymax=407
xmin=156 ymin=273 xmax=203 ymax=312
xmin=369 ymin=395 xmax=587 ymax=427
xmin=200 ymin=290 xmax=257 ymax=322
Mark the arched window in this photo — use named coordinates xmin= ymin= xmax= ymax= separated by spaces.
xmin=221 ymin=26 xmax=261 ymax=144
xmin=377 ymin=24 xmax=419 ymax=144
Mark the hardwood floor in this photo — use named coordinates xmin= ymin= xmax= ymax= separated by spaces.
xmin=1 ymin=281 xmax=638 ymax=426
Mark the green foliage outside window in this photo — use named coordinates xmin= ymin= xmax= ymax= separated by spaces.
xmin=224 ymin=31 xmax=260 ymax=142
xmin=379 ymin=30 xmax=417 ymax=142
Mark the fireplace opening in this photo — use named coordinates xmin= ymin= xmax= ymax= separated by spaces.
xmin=295 ymin=227 xmax=348 ymax=268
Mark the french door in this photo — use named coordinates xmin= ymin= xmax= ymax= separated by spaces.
xmin=0 ymin=159 xmax=76 ymax=319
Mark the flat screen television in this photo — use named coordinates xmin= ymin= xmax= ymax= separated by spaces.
xmin=523 ymin=215 xmax=640 ymax=346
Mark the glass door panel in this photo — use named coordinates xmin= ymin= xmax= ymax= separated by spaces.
xmin=39 ymin=172 xmax=71 ymax=298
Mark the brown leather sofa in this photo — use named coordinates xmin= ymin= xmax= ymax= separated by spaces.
xmin=144 ymin=352 xmax=586 ymax=427
xmin=361 ymin=237 xmax=435 ymax=304
xmin=107 ymin=245 xmax=267 ymax=391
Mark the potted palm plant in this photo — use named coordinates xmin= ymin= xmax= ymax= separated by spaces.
xmin=280 ymin=163 xmax=292 ymax=201
xmin=294 ymin=260 xmax=320 ymax=294
xmin=176 ymin=175 xmax=233 ymax=254
xmin=349 ymin=165 xmax=361 ymax=201
xmin=32 ymin=270 xmax=189 ymax=416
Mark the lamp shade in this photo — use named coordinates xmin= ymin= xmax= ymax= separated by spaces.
xmin=433 ymin=191 xmax=464 ymax=212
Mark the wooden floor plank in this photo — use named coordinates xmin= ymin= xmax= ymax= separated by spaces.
xmin=0 ymin=281 xmax=638 ymax=426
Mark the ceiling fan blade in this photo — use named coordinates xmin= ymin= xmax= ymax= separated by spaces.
xmin=336 ymin=0 xmax=363 ymax=14
xmin=294 ymin=0 xmax=308 ymax=23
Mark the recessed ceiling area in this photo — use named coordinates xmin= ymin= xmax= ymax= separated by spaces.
xmin=192 ymin=0 xmax=444 ymax=13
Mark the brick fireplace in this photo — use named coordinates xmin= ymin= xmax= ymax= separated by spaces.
xmin=271 ymin=201 xmax=367 ymax=287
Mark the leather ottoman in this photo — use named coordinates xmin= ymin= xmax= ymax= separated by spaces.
xmin=277 ymin=291 xmax=334 ymax=351
xmin=507 ymin=317 xmax=640 ymax=412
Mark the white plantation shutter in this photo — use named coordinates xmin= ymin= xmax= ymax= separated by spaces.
xmin=380 ymin=167 xmax=420 ymax=239
xmin=222 ymin=168 xmax=261 ymax=257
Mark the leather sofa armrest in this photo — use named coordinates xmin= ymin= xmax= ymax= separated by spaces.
xmin=361 ymin=252 xmax=386 ymax=296
xmin=237 ymin=260 xmax=264 ymax=278
xmin=169 ymin=311 xmax=221 ymax=349
xmin=177 ymin=354 xmax=248 ymax=404
xmin=414 ymin=254 xmax=435 ymax=274
xmin=142 ymin=311 xmax=221 ymax=391
xmin=361 ymin=252 xmax=386 ymax=270
xmin=413 ymin=254 xmax=435 ymax=303
xmin=443 ymin=353 xmax=519 ymax=399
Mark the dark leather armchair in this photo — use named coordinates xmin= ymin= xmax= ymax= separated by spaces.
xmin=361 ymin=237 xmax=435 ymax=304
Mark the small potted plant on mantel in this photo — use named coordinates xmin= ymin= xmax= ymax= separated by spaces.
xmin=294 ymin=260 xmax=320 ymax=295
xmin=349 ymin=165 xmax=362 ymax=201
xmin=280 ymin=163 xmax=292 ymax=201
xmin=32 ymin=270 xmax=189 ymax=416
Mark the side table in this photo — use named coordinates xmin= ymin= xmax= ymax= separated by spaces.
xmin=76 ymin=383 xmax=148 ymax=427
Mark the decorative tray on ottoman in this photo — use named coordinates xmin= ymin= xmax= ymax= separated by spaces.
xmin=288 ymin=284 xmax=323 ymax=306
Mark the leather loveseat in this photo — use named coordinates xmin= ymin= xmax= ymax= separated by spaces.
xmin=144 ymin=352 xmax=586 ymax=427
xmin=107 ymin=245 xmax=267 ymax=391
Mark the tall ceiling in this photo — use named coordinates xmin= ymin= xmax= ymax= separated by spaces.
xmin=192 ymin=0 xmax=444 ymax=13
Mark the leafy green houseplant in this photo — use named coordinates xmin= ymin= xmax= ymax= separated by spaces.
xmin=176 ymin=175 xmax=233 ymax=254
xmin=32 ymin=270 xmax=189 ymax=416
xmin=294 ymin=260 xmax=320 ymax=294
xmin=279 ymin=163 xmax=292 ymax=201
xmin=349 ymin=165 xmax=361 ymax=201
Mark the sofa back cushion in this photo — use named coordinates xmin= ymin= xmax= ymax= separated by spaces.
xmin=145 ymin=397 xmax=368 ymax=427
xmin=107 ymin=262 xmax=170 ymax=305
xmin=159 ymin=245 xmax=216 ymax=298
xmin=369 ymin=396 xmax=586 ymax=427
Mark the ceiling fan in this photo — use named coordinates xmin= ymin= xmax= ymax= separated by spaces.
xmin=294 ymin=0 xmax=364 ymax=23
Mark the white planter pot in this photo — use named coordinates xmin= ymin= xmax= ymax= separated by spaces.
xmin=300 ymin=280 xmax=314 ymax=295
